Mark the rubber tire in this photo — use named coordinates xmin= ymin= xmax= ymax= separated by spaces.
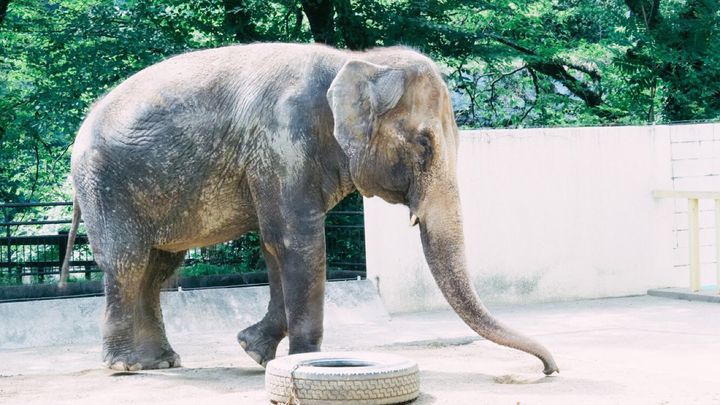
xmin=265 ymin=351 xmax=420 ymax=404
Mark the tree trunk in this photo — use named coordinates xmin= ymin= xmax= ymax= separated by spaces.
xmin=223 ymin=0 xmax=257 ymax=42
xmin=624 ymin=0 xmax=662 ymax=29
xmin=300 ymin=0 xmax=336 ymax=46
xmin=335 ymin=0 xmax=371 ymax=50
xmin=663 ymin=0 xmax=719 ymax=121
xmin=625 ymin=0 xmax=720 ymax=121
xmin=0 ymin=0 xmax=11 ymax=25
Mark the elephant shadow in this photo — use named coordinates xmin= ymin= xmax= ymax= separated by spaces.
xmin=108 ymin=366 xmax=265 ymax=392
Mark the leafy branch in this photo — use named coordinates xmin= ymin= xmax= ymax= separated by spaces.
xmin=487 ymin=65 xmax=528 ymax=114
xmin=0 ymin=0 xmax=10 ymax=25
xmin=483 ymin=33 xmax=604 ymax=108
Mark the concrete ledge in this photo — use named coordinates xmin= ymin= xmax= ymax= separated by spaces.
xmin=0 ymin=279 xmax=387 ymax=350
xmin=648 ymin=287 xmax=720 ymax=303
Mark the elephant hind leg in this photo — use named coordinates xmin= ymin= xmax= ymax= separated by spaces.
xmin=100 ymin=246 xmax=186 ymax=371
xmin=237 ymin=242 xmax=287 ymax=367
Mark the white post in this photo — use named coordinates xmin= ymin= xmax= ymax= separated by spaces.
xmin=715 ymin=199 xmax=720 ymax=295
xmin=689 ymin=198 xmax=701 ymax=292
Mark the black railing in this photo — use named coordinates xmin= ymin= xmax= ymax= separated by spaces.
xmin=0 ymin=201 xmax=366 ymax=289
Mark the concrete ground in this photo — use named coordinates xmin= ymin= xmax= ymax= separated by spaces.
xmin=1 ymin=295 xmax=719 ymax=404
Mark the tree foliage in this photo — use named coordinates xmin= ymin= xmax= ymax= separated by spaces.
xmin=0 ymin=0 xmax=718 ymax=206
xmin=622 ymin=0 xmax=720 ymax=121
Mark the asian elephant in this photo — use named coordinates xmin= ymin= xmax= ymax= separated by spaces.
xmin=60 ymin=43 xmax=558 ymax=375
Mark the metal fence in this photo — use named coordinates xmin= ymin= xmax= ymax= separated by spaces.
xmin=0 ymin=201 xmax=366 ymax=287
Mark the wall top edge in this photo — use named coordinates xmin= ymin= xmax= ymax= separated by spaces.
xmin=459 ymin=122 xmax=718 ymax=137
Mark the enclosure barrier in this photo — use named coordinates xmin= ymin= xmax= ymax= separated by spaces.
xmin=1 ymin=201 xmax=365 ymax=291
xmin=653 ymin=190 xmax=720 ymax=294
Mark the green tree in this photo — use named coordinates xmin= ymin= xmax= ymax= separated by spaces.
xmin=2 ymin=0 xmax=719 ymax=205
xmin=2 ymin=0 xmax=719 ymax=284
xmin=622 ymin=0 xmax=720 ymax=122
xmin=0 ymin=0 xmax=310 ymax=205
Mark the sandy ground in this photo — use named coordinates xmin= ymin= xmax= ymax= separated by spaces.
xmin=1 ymin=295 xmax=719 ymax=404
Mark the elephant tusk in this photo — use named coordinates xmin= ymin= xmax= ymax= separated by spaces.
xmin=410 ymin=214 xmax=419 ymax=227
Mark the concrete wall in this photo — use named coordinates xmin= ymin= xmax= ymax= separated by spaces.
xmin=668 ymin=124 xmax=720 ymax=286
xmin=0 ymin=280 xmax=387 ymax=349
xmin=366 ymin=124 xmax=689 ymax=313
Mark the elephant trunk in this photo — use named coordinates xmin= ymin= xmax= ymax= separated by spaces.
xmin=417 ymin=187 xmax=559 ymax=375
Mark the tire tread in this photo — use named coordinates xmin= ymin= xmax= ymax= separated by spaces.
xmin=265 ymin=353 xmax=420 ymax=404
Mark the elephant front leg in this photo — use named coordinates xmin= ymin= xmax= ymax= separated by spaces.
xmin=237 ymin=243 xmax=288 ymax=366
xmin=101 ymin=248 xmax=185 ymax=371
xmin=241 ymin=203 xmax=327 ymax=364
xmin=275 ymin=217 xmax=327 ymax=355
xmin=284 ymin=255 xmax=326 ymax=355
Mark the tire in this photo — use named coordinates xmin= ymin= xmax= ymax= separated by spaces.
xmin=265 ymin=351 xmax=420 ymax=405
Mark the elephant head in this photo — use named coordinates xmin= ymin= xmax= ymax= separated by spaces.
xmin=327 ymin=54 xmax=559 ymax=375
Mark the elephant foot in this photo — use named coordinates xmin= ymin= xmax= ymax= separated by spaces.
xmin=103 ymin=343 xmax=181 ymax=371
xmin=237 ymin=322 xmax=283 ymax=367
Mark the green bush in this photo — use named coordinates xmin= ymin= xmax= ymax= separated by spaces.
xmin=179 ymin=263 xmax=241 ymax=277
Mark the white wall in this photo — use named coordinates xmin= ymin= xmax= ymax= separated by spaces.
xmin=667 ymin=124 xmax=720 ymax=286
xmin=365 ymin=125 xmax=687 ymax=313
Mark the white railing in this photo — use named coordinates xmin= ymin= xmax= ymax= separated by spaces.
xmin=653 ymin=190 xmax=720 ymax=294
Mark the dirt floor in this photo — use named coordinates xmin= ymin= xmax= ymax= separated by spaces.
xmin=1 ymin=295 xmax=719 ymax=404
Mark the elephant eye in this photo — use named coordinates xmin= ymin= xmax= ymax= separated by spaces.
xmin=418 ymin=135 xmax=430 ymax=148
xmin=418 ymin=128 xmax=433 ymax=145
xmin=417 ymin=130 xmax=433 ymax=170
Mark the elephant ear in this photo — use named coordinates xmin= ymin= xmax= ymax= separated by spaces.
xmin=327 ymin=60 xmax=406 ymax=161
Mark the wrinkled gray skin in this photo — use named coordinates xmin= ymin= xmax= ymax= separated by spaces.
xmin=66 ymin=43 xmax=558 ymax=375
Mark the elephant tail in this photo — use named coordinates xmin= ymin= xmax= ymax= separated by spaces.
xmin=58 ymin=197 xmax=81 ymax=288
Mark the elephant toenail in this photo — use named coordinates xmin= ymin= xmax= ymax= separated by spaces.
xmin=247 ymin=351 xmax=263 ymax=365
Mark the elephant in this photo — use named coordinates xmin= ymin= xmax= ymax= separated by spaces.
xmin=60 ymin=42 xmax=558 ymax=375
